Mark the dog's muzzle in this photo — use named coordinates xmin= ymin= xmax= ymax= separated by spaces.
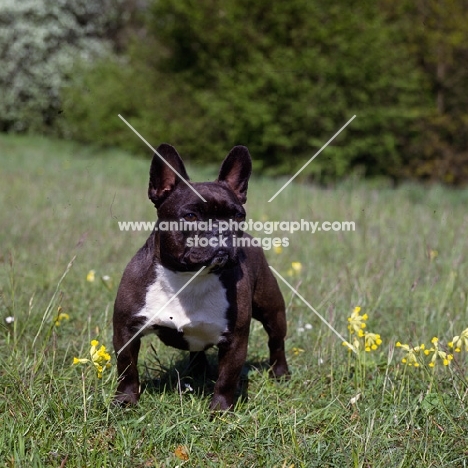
xmin=211 ymin=250 xmax=229 ymax=267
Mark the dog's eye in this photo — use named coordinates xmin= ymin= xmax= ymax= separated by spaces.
xmin=234 ymin=213 xmax=245 ymax=222
xmin=183 ymin=213 xmax=197 ymax=222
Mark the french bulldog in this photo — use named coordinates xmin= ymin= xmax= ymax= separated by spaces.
xmin=113 ymin=144 xmax=289 ymax=411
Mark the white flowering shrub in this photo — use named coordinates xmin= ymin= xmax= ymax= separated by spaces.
xmin=0 ymin=0 xmax=124 ymax=132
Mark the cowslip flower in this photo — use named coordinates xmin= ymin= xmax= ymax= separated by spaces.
xmin=273 ymin=245 xmax=283 ymax=254
xmin=364 ymin=332 xmax=382 ymax=352
xmin=55 ymin=312 xmax=70 ymax=327
xmin=73 ymin=339 xmax=111 ymax=378
xmin=347 ymin=306 xmax=368 ymax=335
xmin=287 ymin=262 xmax=303 ymax=276
xmin=396 ymin=342 xmax=425 ymax=367
xmin=342 ymin=336 xmax=361 ymax=353
xmin=292 ymin=347 xmax=304 ymax=356
xmin=424 ymin=337 xmax=453 ymax=367
xmin=448 ymin=328 xmax=468 ymax=352
xmin=291 ymin=262 xmax=302 ymax=272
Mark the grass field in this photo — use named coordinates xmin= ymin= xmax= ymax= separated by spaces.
xmin=2 ymin=133 xmax=468 ymax=467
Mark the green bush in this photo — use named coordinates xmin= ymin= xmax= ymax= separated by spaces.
xmin=62 ymin=0 xmax=430 ymax=179
xmin=149 ymin=0 xmax=431 ymax=179
xmin=60 ymin=55 xmax=207 ymax=158
xmin=381 ymin=0 xmax=468 ymax=185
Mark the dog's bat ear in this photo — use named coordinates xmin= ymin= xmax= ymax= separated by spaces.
xmin=148 ymin=144 xmax=190 ymax=208
xmin=217 ymin=146 xmax=252 ymax=204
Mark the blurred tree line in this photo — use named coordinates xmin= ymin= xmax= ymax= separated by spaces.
xmin=1 ymin=0 xmax=467 ymax=183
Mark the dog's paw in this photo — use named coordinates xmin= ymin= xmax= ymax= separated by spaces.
xmin=209 ymin=394 xmax=233 ymax=413
xmin=270 ymin=362 xmax=290 ymax=380
xmin=112 ymin=392 xmax=139 ymax=407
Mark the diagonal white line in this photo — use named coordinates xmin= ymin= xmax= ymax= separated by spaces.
xmin=118 ymin=114 xmax=207 ymax=202
xmin=268 ymin=115 xmax=356 ymax=202
xmin=116 ymin=266 xmax=207 ymax=355
xmin=269 ymin=266 xmax=356 ymax=353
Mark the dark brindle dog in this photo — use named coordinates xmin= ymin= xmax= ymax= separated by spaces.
xmin=113 ymin=144 xmax=289 ymax=410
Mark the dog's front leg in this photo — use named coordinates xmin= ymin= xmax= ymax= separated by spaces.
xmin=113 ymin=329 xmax=141 ymax=405
xmin=210 ymin=331 xmax=249 ymax=412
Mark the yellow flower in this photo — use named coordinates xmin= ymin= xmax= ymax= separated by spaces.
xmin=86 ymin=270 xmax=96 ymax=282
xmin=291 ymin=262 xmax=302 ymax=272
xmin=73 ymin=339 xmax=111 ymax=378
xmin=342 ymin=340 xmax=353 ymax=351
xmin=424 ymin=337 xmax=453 ymax=367
xmin=448 ymin=327 xmax=468 ymax=352
xmin=347 ymin=306 xmax=368 ymax=335
xmin=55 ymin=312 xmax=70 ymax=326
xmin=54 ymin=308 xmax=70 ymax=327
xmin=292 ymin=347 xmax=304 ymax=356
xmin=90 ymin=340 xmax=112 ymax=378
xmin=364 ymin=332 xmax=382 ymax=352
xmin=343 ymin=336 xmax=361 ymax=353
xmin=396 ymin=342 xmax=425 ymax=367
xmin=273 ymin=245 xmax=283 ymax=254
xmin=287 ymin=262 xmax=303 ymax=277
xmin=73 ymin=357 xmax=89 ymax=365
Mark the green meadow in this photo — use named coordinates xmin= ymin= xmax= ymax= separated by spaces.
xmin=2 ymin=134 xmax=468 ymax=467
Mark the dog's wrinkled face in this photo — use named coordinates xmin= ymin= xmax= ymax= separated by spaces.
xmin=156 ymin=183 xmax=246 ymax=271
xmin=148 ymin=145 xmax=252 ymax=272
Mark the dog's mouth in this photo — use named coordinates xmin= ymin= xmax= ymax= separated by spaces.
xmin=180 ymin=247 xmax=236 ymax=271
xmin=159 ymin=230 xmax=240 ymax=272
xmin=209 ymin=250 xmax=229 ymax=269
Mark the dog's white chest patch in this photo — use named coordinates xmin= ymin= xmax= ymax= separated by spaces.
xmin=136 ymin=266 xmax=229 ymax=351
